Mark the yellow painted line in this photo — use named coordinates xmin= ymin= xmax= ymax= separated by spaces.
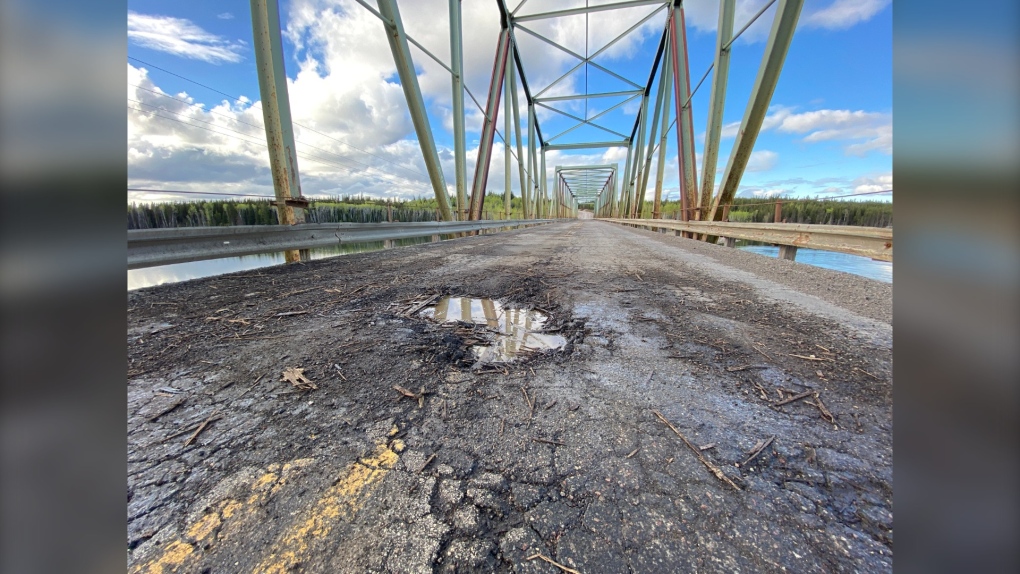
xmin=132 ymin=431 xmax=403 ymax=574
xmin=130 ymin=458 xmax=315 ymax=574
xmin=254 ymin=437 xmax=403 ymax=574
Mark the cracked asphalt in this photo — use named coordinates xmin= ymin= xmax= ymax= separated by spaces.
xmin=128 ymin=220 xmax=892 ymax=573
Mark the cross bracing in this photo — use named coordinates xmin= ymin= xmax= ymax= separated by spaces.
xmin=244 ymin=0 xmax=806 ymax=225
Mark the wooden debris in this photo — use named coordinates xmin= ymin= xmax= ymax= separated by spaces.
xmin=532 ymin=437 xmax=566 ymax=446
xmin=147 ymin=397 xmax=185 ymax=422
xmin=163 ymin=416 xmax=224 ymax=442
xmin=626 ymin=448 xmax=640 ymax=458
xmin=526 ymin=553 xmax=580 ymax=574
xmin=813 ymin=392 xmax=836 ymax=424
xmin=652 ymin=410 xmax=741 ymax=491
xmin=394 ymin=385 xmax=418 ymax=398
xmin=274 ymin=310 xmax=309 ymax=318
xmin=183 ymin=410 xmax=220 ymax=446
xmin=418 ymin=453 xmax=437 ymax=473
xmin=237 ymin=373 xmax=265 ymax=398
xmin=699 ymin=443 xmax=716 ymax=451
xmin=853 ymin=366 xmax=880 ymax=380
xmin=726 ymin=365 xmax=768 ymax=372
xmin=739 ymin=435 xmax=775 ymax=468
xmin=403 ymin=293 xmax=440 ymax=317
xmin=774 ymin=390 xmax=813 ymax=406
xmin=751 ymin=343 xmax=773 ymax=361
xmin=333 ymin=364 xmax=348 ymax=381
xmin=282 ymin=367 xmax=317 ymax=390
xmin=789 ymin=353 xmax=834 ymax=362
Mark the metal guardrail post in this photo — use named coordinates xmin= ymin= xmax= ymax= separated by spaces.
xmin=377 ymin=0 xmax=454 ymax=221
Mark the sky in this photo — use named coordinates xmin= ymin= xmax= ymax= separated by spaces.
xmin=126 ymin=0 xmax=892 ymax=206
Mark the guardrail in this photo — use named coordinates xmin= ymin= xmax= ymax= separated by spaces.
xmin=128 ymin=220 xmax=553 ymax=269
xmin=603 ymin=218 xmax=892 ymax=261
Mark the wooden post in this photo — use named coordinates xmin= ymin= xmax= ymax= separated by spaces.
xmin=774 ymin=200 xmax=782 ymax=223
xmin=779 ymin=244 xmax=797 ymax=260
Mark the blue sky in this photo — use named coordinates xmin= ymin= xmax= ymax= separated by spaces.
xmin=127 ymin=0 xmax=892 ymax=205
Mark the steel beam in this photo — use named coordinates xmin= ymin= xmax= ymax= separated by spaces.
xmin=449 ymin=0 xmax=468 ymax=220
xmin=667 ymin=4 xmax=698 ymax=221
xmin=710 ymin=0 xmax=804 ymax=221
xmin=504 ymin=47 xmax=513 ymax=219
xmin=638 ymin=46 xmax=670 ymax=214
xmin=540 ymin=147 xmax=547 ymax=218
xmin=469 ymin=27 xmax=511 ymax=220
xmin=513 ymin=0 xmax=667 ymax=22
xmin=528 ymin=103 xmax=537 ymax=216
xmin=700 ymin=0 xmax=734 ymax=223
xmin=377 ymin=0 xmax=453 ymax=221
xmin=510 ymin=57 xmax=528 ymax=219
xmin=543 ymin=140 xmax=630 ymax=151
xmin=631 ymin=93 xmax=649 ymax=218
xmin=652 ymin=39 xmax=673 ymax=220
xmin=535 ymin=90 xmax=643 ymax=103
xmin=250 ymin=0 xmax=305 ymax=264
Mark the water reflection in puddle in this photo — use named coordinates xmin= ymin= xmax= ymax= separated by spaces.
xmin=420 ymin=296 xmax=566 ymax=363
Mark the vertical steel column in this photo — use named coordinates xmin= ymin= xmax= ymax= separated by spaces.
xmin=504 ymin=49 xmax=512 ymax=220
xmin=527 ymin=103 xmax=537 ymax=218
xmin=449 ymin=0 xmax=468 ymax=220
xmin=710 ymin=0 xmax=804 ymax=220
xmin=469 ymin=27 xmax=511 ymax=220
xmin=510 ymin=60 xmax=528 ymax=219
xmin=620 ymin=145 xmax=634 ymax=217
xmin=631 ymin=95 xmax=649 ymax=218
xmin=539 ymin=147 xmax=547 ymax=219
xmin=612 ymin=162 xmax=620 ymax=217
xmin=250 ymin=0 xmax=304 ymax=261
xmin=377 ymin=0 xmax=453 ymax=221
xmin=668 ymin=4 xmax=698 ymax=221
xmin=653 ymin=43 xmax=673 ymax=220
xmin=639 ymin=51 xmax=670 ymax=210
xmin=700 ymin=0 xmax=735 ymax=224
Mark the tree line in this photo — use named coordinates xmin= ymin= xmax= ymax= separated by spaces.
xmin=128 ymin=194 xmax=891 ymax=229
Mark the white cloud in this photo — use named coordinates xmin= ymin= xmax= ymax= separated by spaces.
xmin=746 ymin=149 xmax=778 ymax=172
xmin=719 ymin=106 xmax=891 ymax=156
xmin=684 ymin=0 xmax=889 ymax=43
xmin=852 ymin=173 xmax=892 ymax=195
xmin=128 ymin=12 xmax=245 ymax=64
xmin=803 ymin=0 xmax=890 ymax=30
xmin=217 ymin=13 xmax=234 ymax=20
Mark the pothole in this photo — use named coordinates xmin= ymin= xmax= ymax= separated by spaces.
xmin=420 ymin=296 xmax=567 ymax=363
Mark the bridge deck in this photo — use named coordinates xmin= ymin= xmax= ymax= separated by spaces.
xmin=128 ymin=220 xmax=892 ymax=572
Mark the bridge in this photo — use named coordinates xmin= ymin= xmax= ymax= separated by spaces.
xmin=127 ymin=1 xmax=892 ymax=572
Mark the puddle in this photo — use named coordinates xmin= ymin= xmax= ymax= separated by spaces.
xmin=420 ymin=297 xmax=567 ymax=363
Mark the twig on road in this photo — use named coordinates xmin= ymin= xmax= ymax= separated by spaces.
xmin=774 ymin=390 xmax=814 ymax=406
xmin=739 ymin=435 xmax=775 ymax=467
xmin=653 ymin=410 xmax=741 ymax=491
xmin=526 ymin=553 xmax=580 ymax=574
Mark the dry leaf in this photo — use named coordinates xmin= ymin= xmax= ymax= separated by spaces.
xmin=282 ymin=367 xmax=316 ymax=390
